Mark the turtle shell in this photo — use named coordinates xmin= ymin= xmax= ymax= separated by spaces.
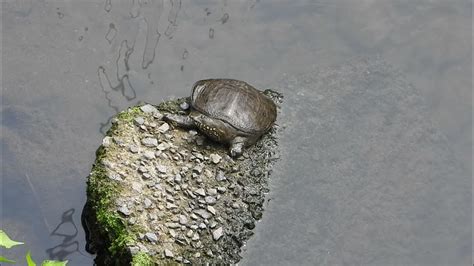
xmin=190 ymin=79 xmax=277 ymax=134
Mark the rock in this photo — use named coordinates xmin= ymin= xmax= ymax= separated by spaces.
xmin=194 ymin=209 xmax=212 ymax=219
xmin=158 ymin=123 xmax=170 ymax=133
xmin=156 ymin=165 xmax=167 ymax=174
xmin=179 ymin=215 xmax=188 ymax=225
xmin=102 ymin=136 xmax=113 ymax=147
xmin=145 ymin=232 xmax=159 ymax=243
xmin=128 ymin=246 xmax=140 ymax=255
xmin=207 ymin=206 xmax=216 ymax=215
xmin=210 ymin=153 xmax=222 ymax=164
xmin=180 ymin=101 xmax=189 ymax=110
xmin=141 ymin=137 xmax=158 ymax=147
xmin=207 ymin=188 xmax=217 ymax=196
xmin=215 ymin=170 xmax=226 ymax=181
xmin=174 ymin=173 xmax=182 ymax=183
xmin=140 ymin=104 xmax=157 ymax=113
xmin=195 ymin=188 xmax=206 ymax=196
xmin=144 ymin=198 xmax=152 ymax=208
xmin=164 ymin=249 xmax=174 ymax=258
xmin=118 ymin=206 xmax=131 ymax=216
xmin=143 ymin=150 xmax=155 ymax=160
xmin=108 ymin=172 xmax=123 ymax=182
xmin=129 ymin=145 xmax=139 ymax=153
xmin=132 ymin=182 xmax=143 ymax=192
xmin=212 ymin=227 xmax=224 ymax=241
xmin=205 ymin=196 xmax=217 ymax=205
xmin=134 ymin=117 xmax=145 ymax=125
xmin=157 ymin=143 xmax=169 ymax=151
xmin=165 ymin=222 xmax=180 ymax=229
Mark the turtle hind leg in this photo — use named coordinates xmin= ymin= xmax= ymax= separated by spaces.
xmin=163 ymin=113 xmax=196 ymax=128
xmin=229 ymin=136 xmax=248 ymax=157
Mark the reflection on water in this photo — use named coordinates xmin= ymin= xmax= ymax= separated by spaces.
xmin=1 ymin=0 xmax=471 ymax=265
xmin=46 ymin=209 xmax=85 ymax=262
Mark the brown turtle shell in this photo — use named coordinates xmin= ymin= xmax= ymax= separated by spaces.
xmin=190 ymin=79 xmax=277 ymax=135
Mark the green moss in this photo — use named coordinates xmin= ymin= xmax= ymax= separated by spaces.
xmin=131 ymin=252 xmax=153 ymax=266
xmin=157 ymin=97 xmax=188 ymax=114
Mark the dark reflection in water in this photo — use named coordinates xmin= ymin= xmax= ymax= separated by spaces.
xmin=46 ymin=209 xmax=87 ymax=261
xmin=1 ymin=0 xmax=471 ymax=265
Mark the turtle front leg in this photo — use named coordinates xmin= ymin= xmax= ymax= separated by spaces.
xmin=163 ymin=113 xmax=196 ymax=128
xmin=229 ymin=136 xmax=247 ymax=157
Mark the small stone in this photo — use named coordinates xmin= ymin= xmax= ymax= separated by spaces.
xmin=134 ymin=117 xmax=145 ymax=125
xmin=141 ymin=137 xmax=158 ymax=147
xmin=144 ymin=198 xmax=152 ymax=208
xmin=199 ymin=223 xmax=207 ymax=229
xmin=212 ymin=227 xmax=224 ymax=240
xmin=140 ymin=104 xmax=157 ymax=113
xmin=205 ymin=196 xmax=217 ymax=205
xmin=158 ymin=123 xmax=170 ymax=133
xmin=138 ymin=166 xmax=148 ymax=173
xmin=153 ymin=112 xmax=164 ymax=120
xmin=166 ymin=202 xmax=178 ymax=209
xmin=217 ymin=187 xmax=226 ymax=193
xmin=192 ymin=232 xmax=200 ymax=241
xmin=157 ymin=143 xmax=169 ymax=151
xmin=174 ymin=173 xmax=182 ymax=183
xmin=189 ymin=130 xmax=198 ymax=136
xmin=194 ymin=209 xmax=212 ymax=219
xmin=108 ymin=172 xmax=123 ymax=181
xmin=180 ymin=101 xmax=189 ymax=110
xmin=194 ymin=152 xmax=204 ymax=160
xmin=102 ymin=136 xmax=113 ymax=147
xmin=164 ymin=249 xmax=174 ymax=258
xmin=118 ymin=206 xmax=131 ymax=216
xmin=129 ymin=145 xmax=139 ymax=153
xmin=194 ymin=252 xmax=201 ymax=258
xmin=193 ymin=165 xmax=203 ymax=174
xmin=215 ymin=170 xmax=226 ymax=181
xmin=145 ymin=232 xmax=159 ymax=242
xmin=128 ymin=246 xmax=140 ymax=255
xmin=207 ymin=188 xmax=217 ymax=195
xmin=186 ymin=230 xmax=194 ymax=238
xmin=142 ymin=173 xmax=151 ymax=179
xmin=165 ymin=222 xmax=181 ymax=229
xmin=210 ymin=153 xmax=222 ymax=164
xmin=132 ymin=182 xmax=143 ymax=192
xmin=232 ymin=202 xmax=240 ymax=209
xmin=143 ymin=150 xmax=155 ymax=160
xmin=206 ymin=250 xmax=213 ymax=257
xmin=179 ymin=215 xmax=188 ymax=225
xmin=195 ymin=188 xmax=206 ymax=196
xmin=207 ymin=205 xmax=216 ymax=215
xmin=168 ymin=229 xmax=177 ymax=238
xmin=209 ymin=221 xmax=217 ymax=228
xmin=157 ymin=165 xmax=167 ymax=173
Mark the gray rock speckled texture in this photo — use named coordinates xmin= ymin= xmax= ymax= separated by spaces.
xmin=241 ymin=58 xmax=471 ymax=266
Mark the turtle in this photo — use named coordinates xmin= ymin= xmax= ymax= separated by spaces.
xmin=164 ymin=79 xmax=277 ymax=157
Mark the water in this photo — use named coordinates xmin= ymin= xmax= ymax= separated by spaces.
xmin=1 ymin=1 xmax=471 ymax=265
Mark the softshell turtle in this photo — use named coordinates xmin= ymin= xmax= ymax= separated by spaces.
xmin=164 ymin=79 xmax=277 ymax=157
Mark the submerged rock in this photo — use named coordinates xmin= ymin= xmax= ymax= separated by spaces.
xmin=84 ymin=92 xmax=281 ymax=265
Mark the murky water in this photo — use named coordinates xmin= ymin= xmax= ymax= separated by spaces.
xmin=1 ymin=0 xmax=471 ymax=265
